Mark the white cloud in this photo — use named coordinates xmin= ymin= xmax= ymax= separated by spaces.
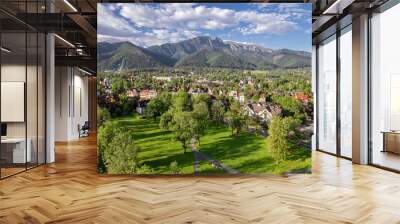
xmin=254 ymin=3 xmax=310 ymax=20
xmin=235 ymin=10 xmax=297 ymax=35
xmin=118 ymin=4 xmax=236 ymax=31
xmin=97 ymin=4 xmax=139 ymax=36
xmin=277 ymin=3 xmax=311 ymax=19
xmin=116 ymin=4 xmax=298 ymax=34
xmin=98 ymin=3 xmax=307 ymax=46
xmin=98 ymin=28 xmax=201 ymax=47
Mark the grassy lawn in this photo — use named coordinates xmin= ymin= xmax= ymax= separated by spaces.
xmin=198 ymin=124 xmax=311 ymax=174
xmin=111 ymin=115 xmax=311 ymax=175
xmin=113 ymin=115 xmax=194 ymax=174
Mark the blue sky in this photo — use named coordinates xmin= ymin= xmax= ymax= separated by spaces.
xmin=98 ymin=3 xmax=311 ymax=52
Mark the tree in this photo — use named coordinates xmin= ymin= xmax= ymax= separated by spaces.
xmin=272 ymin=95 xmax=306 ymax=122
xmin=145 ymin=92 xmax=172 ymax=120
xmin=102 ymin=127 xmax=140 ymax=174
xmin=192 ymin=101 xmax=209 ymax=145
xmin=267 ymin=116 xmax=300 ymax=162
xmin=173 ymin=91 xmax=192 ymax=112
xmin=119 ymin=94 xmax=138 ymax=116
xmin=111 ymin=77 xmax=129 ymax=95
xmin=193 ymin=93 xmax=211 ymax=105
xmin=158 ymin=92 xmax=173 ymax=109
xmin=171 ymin=111 xmax=197 ymax=153
xmin=146 ymin=98 xmax=163 ymax=120
xmin=159 ymin=110 xmax=173 ymax=130
xmin=225 ymin=101 xmax=245 ymax=136
xmin=193 ymin=101 xmax=209 ymax=120
xmin=211 ymin=100 xmax=225 ymax=124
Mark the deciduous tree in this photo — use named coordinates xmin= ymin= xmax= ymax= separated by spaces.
xmin=173 ymin=91 xmax=192 ymax=112
xmin=225 ymin=101 xmax=245 ymax=136
xmin=171 ymin=111 xmax=195 ymax=153
xmin=211 ymin=100 xmax=225 ymax=124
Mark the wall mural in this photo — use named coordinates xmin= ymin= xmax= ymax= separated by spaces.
xmin=97 ymin=3 xmax=313 ymax=175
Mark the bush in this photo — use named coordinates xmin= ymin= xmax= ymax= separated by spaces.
xmin=136 ymin=164 xmax=154 ymax=174
xmin=97 ymin=107 xmax=110 ymax=128
xmin=169 ymin=161 xmax=180 ymax=174
xmin=97 ymin=121 xmax=115 ymax=173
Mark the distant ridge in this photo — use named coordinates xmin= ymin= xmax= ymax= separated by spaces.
xmin=98 ymin=36 xmax=311 ymax=72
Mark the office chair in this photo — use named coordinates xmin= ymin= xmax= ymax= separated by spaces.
xmin=79 ymin=121 xmax=90 ymax=138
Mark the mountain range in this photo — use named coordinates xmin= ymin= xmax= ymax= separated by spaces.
xmin=97 ymin=36 xmax=311 ymax=72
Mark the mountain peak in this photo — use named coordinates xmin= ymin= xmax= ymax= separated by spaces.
xmin=223 ymin=40 xmax=254 ymax=46
xmin=98 ymin=37 xmax=311 ymax=71
xmin=223 ymin=40 xmax=273 ymax=54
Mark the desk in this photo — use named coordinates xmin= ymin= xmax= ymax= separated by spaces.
xmin=382 ymin=131 xmax=400 ymax=154
xmin=1 ymin=138 xmax=31 ymax=163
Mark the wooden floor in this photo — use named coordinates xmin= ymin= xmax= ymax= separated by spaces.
xmin=1 ymin=135 xmax=400 ymax=223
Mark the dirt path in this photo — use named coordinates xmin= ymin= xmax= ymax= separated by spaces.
xmin=190 ymin=140 xmax=201 ymax=175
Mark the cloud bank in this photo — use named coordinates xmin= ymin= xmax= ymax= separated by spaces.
xmin=98 ymin=3 xmax=310 ymax=48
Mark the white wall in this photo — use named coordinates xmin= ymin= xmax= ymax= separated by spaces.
xmin=55 ymin=66 xmax=69 ymax=141
xmin=55 ymin=67 xmax=89 ymax=141
xmin=1 ymin=62 xmax=46 ymax=164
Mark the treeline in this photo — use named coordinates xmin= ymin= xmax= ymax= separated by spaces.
xmin=148 ymin=92 xmax=247 ymax=152
xmin=97 ymin=68 xmax=312 ymax=121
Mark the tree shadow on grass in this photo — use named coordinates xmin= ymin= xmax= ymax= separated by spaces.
xmin=234 ymin=157 xmax=277 ymax=173
xmin=141 ymin=151 xmax=194 ymax=174
xmin=287 ymin=147 xmax=311 ymax=161
xmin=132 ymin=130 xmax=171 ymax=141
xmin=199 ymin=132 xmax=265 ymax=164
xmin=117 ymin=117 xmax=159 ymax=127
xmin=119 ymin=122 xmax=159 ymax=132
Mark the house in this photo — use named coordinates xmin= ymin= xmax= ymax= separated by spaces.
xmin=243 ymin=102 xmax=282 ymax=123
xmin=228 ymin=90 xmax=244 ymax=102
xmin=292 ymin=91 xmax=310 ymax=104
xmin=126 ymin=89 xmax=138 ymax=98
xmin=189 ymin=88 xmax=206 ymax=95
xmin=211 ymin=80 xmax=224 ymax=85
xmin=139 ymin=89 xmax=157 ymax=100
xmin=239 ymin=95 xmax=245 ymax=103
xmin=229 ymin=90 xmax=237 ymax=97
xmin=153 ymin=76 xmax=172 ymax=82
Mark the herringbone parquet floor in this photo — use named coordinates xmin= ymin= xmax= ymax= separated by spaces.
xmin=1 ymin=135 xmax=400 ymax=224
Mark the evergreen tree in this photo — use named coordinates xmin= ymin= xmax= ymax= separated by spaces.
xmin=267 ymin=116 xmax=300 ymax=162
